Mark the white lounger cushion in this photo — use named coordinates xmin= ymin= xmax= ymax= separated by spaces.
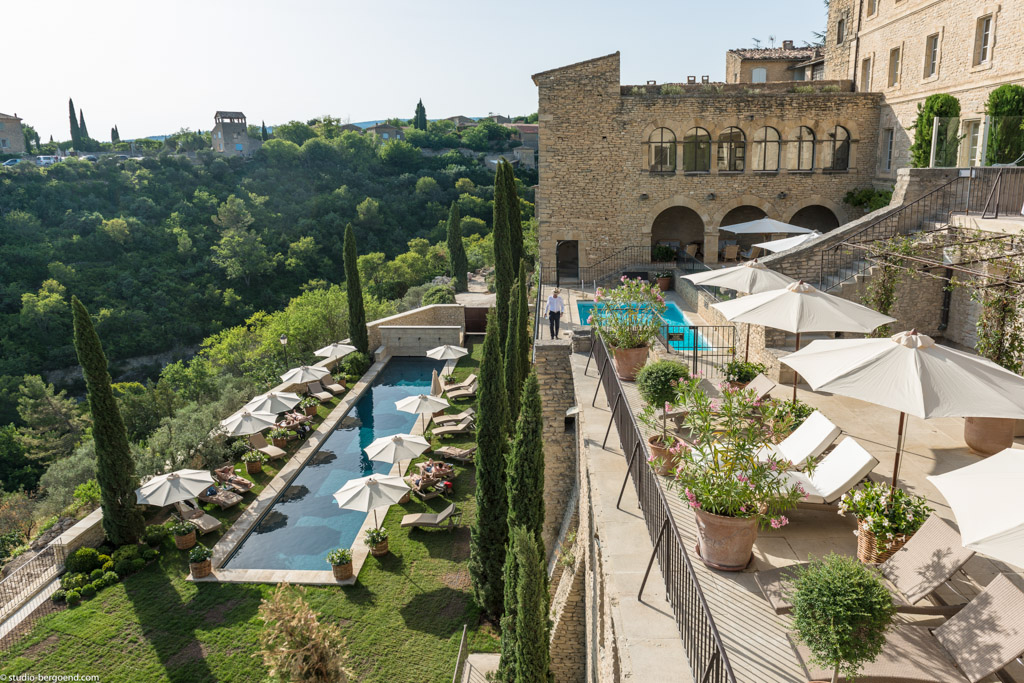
xmin=758 ymin=410 xmax=840 ymax=470
xmin=782 ymin=437 xmax=878 ymax=504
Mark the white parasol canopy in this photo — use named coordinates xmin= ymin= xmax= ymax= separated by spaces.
xmin=928 ymin=448 xmax=1024 ymax=568
xmin=783 ymin=330 xmax=1024 ymax=484
xmin=431 ymin=369 xmax=444 ymax=397
xmin=314 ymin=342 xmax=357 ymax=360
xmin=243 ymin=391 xmax=302 ymax=415
xmin=135 ymin=469 xmax=214 ymax=507
xmin=396 ymin=393 xmax=451 ymax=430
xmin=333 ymin=474 xmax=411 ymax=528
xmin=219 ymin=410 xmax=279 ymax=436
xmin=365 ymin=433 xmax=431 ymax=464
xmin=280 ymin=365 xmax=330 ymax=384
xmin=719 ymin=218 xmax=815 ymax=235
xmin=426 ymin=344 xmax=469 ymax=361
xmin=754 ymin=232 xmax=823 ymax=253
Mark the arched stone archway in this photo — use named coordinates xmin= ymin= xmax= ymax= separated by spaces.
xmin=717 ymin=205 xmax=768 ymax=260
xmin=651 ymin=206 xmax=705 ymax=255
xmin=789 ymin=205 xmax=841 ymax=232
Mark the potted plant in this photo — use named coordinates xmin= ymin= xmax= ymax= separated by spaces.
xmin=670 ymin=381 xmax=805 ymax=571
xmin=636 ymin=360 xmax=691 ymax=474
xmin=790 ymin=553 xmax=896 ymax=683
xmin=171 ymin=521 xmax=196 ymax=550
xmin=761 ymin=398 xmax=815 ymax=442
xmin=591 ymin=277 xmax=667 ymax=381
xmin=268 ymin=427 xmax=290 ymax=448
xmin=838 ymin=481 xmax=932 ymax=564
xmin=299 ymin=396 xmax=319 ymax=417
xmin=326 ymin=548 xmax=354 ymax=580
xmin=364 ymin=527 xmax=389 ymax=557
xmin=188 ymin=544 xmax=213 ymax=579
xmin=723 ymin=359 xmax=767 ymax=390
xmin=241 ymin=450 xmax=267 ymax=475
xmin=654 ymin=270 xmax=674 ymax=292
xmin=651 ymin=244 xmax=676 ymax=263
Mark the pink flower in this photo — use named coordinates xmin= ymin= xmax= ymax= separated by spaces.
xmin=621 ymin=275 xmax=628 ymax=282
xmin=769 ymin=516 xmax=790 ymax=529
xmin=664 ymin=401 xmax=672 ymax=412
xmin=740 ymin=506 xmax=747 ymax=513
xmin=736 ymin=473 xmax=749 ymax=484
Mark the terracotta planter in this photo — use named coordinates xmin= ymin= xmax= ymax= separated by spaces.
xmin=190 ymin=559 xmax=212 ymax=579
xmin=370 ymin=539 xmax=389 ymax=557
xmin=726 ymin=380 xmax=749 ymax=392
xmin=856 ymin=518 xmax=910 ymax=564
xmin=174 ymin=530 xmax=196 ymax=550
xmin=648 ymin=435 xmax=680 ymax=476
xmin=656 ymin=276 xmax=672 ymax=292
xmin=694 ymin=508 xmax=757 ymax=572
xmin=610 ymin=345 xmax=649 ymax=381
xmin=304 ymin=405 xmax=318 ymax=417
xmin=1015 ymin=419 xmax=1024 ymax=438
xmin=332 ymin=562 xmax=354 ymax=580
xmin=245 ymin=460 xmax=263 ymax=475
xmin=272 ymin=436 xmax=289 ymax=448
xmin=964 ymin=416 xmax=1016 ymax=456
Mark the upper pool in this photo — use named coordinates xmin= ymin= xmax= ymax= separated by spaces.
xmin=577 ymin=300 xmax=709 ymax=352
xmin=223 ymin=356 xmax=446 ymax=571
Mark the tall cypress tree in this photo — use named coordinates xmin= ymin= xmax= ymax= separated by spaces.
xmin=446 ymin=201 xmax=469 ymax=292
xmin=498 ymin=526 xmax=523 ymax=681
xmin=504 ymin=277 xmax=522 ymax=423
xmin=78 ymin=109 xmax=89 ymax=141
xmin=506 ymin=371 xmax=544 ymax=552
xmin=414 ymin=99 xmax=427 ymax=130
xmin=68 ymin=98 xmax=80 ymax=148
xmin=261 ymin=120 xmax=269 ymax=141
xmin=516 ymin=260 xmax=531 ymax=386
xmin=343 ymin=224 xmax=369 ymax=354
xmin=469 ymin=311 xmax=509 ymax=620
xmin=512 ymin=525 xmax=551 ymax=682
xmin=71 ymin=296 xmax=143 ymax=545
xmin=493 ymin=162 xmax=514 ymax=348
xmin=503 ymin=160 xmax=523 ymax=270
xmin=110 ymin=126 xmax=120 ymax=144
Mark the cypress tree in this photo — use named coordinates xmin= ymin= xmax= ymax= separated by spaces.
xmin=504 ymin=277 xmax=522 ymax=422
xmin=414 ymin=99 xmax=427 ymax=130
xmin=498 ymin=526 xmax=523 ymax=681
xmin=68 ymin=98 xmax=80 ymax=147
xmin=469 ymin=311 xmax=509 ymax=620
xmin=447 ymin=201 xmax=469 ymax=293
xmin=78 ymin=109 xmax=89 ymax=141
xmin=71 ymin=296 xmax=143 ymax=545
xmin=503 ymin=160 xmax=523 ymax=270
xmin=512 ymin=525 xmax=551 ymax=682
xmin=506 ymin=371 xmax=544 ymax=552
xmin=343 ymin=224 xmax=369 ymax=354
xmin=493 ymin=162 xmax=514 ymax=348
xmin=261 ymin=120 xmax=269 ymax=141
xmin=516 ymin=260 xmax=531 ymax=385
xmin=110 ymin=126 xmax=120 ymax=144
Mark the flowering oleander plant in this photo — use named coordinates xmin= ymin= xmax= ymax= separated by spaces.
xmin=591 ymin=276 xmax=667 ymax=350
xmin=668 ymin=379 xmax=804 ymax=528
xmin=838 ymin=481 xmax=933 ymax=550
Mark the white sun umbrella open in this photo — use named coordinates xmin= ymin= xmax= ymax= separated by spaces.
xmin=719 ymin=218 xmax=816 ymax=235
xmin=135 ymin=469 xmax=214 ymax=507
xmin=754 ymin=231 xmax=823 ymax=253
xmin=365 ymin=433 xmax=431 ymax=464
xmin=431 ymin=369 xmax=444 ymax=397
xmin=712 ymin=281 xmax=896 ymax=400
xmin=426 ymin=344 xmax=469 ymax=361
xmin=784 ymin=330 xmax=1024 ymax=485
xmin=928 ymin=448 xmax=1024 ymax=568
xmin=220 ymin=410 xmax=279 ymax=436
xmin=396 ymin=393 xmax=450 ymax=431
xmin=333 ymin=474 xmax=411 ymax=528
xmin=280 ymin=365 xmax=330 ymax=385
xmin=314 ymin=342 xmax=357 ymax=360
xmin=243 ymin=391 xmax=302 ymax=415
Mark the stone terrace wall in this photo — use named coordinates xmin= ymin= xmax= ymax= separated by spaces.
xmin=378 ymin=325 xmax=462 ymax=356
xmin=534 ymin=340 xmax=577 ymax=556
xmin=366 ymin=304 xmax=464 ymax=354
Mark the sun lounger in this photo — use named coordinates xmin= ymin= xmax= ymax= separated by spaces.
xmin=213 ymin=466 xmax=254 ymax=494
xmin=443 ymin=374 xmax=478 ymax=392
xmin=796 ymin=573 xmax=1024 ymax=683
xmin=756 ymin=515 xmax=975 ymax=616
xmin=447 ymin=381 xmax=478 ymax=401
xmin=744 ymin=373 xmax=776 ymax=402
xmin=435 ymin=445 xmax=477 ymax=463
xmin=757 ymin=410 xmax=840 ymax=470
xmin=417 ymin=460 xmax=454 ymax=480
xmin=781 ymin=437 xmax=878 ymax=508
xmin=174 ymin=499 xmax=223 ymax=534
xmin=248 ymin=433 xmax=286 ymax=460
xmin=404 ymin=475 xmax=445 ymax=500
xmin=322 ymin=377 xmax=346 ymax=395
xmin=306 ymin=381 xmax=333 ymax=402
xmin=197 ymin=485 xmax=243 ymax=510
xmin=432 ymin=418 xmax=476 ymax=438
xmin=401 ymin=503 xmax=461 ymax=530
xmin=433 ymin=407 xmax=476 ymax=427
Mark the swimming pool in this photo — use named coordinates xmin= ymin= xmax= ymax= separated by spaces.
xmin=576 ymin=300 xmax=709 ymax=352
xmin=223 ymin=356 xmax=446 ymax=571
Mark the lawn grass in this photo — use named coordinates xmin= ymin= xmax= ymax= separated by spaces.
xmin=0 ymin=344 xmax=497 ymax=682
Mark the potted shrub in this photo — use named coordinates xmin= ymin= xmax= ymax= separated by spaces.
xmin=242 ymin=450 xmax=267 ymax=475
xmin=636 ymin=360 xmax=691 ymax=474
xmin=268 ymin=427 xmax=290 ymax=448
xmin=326 ymin=547 xmax=354 ymax=580
xmin=299 ymin=396 xmax=320 ymax=417
xmin=761 ymin=398 xmax=815 ymax=442
xmin=838 ymin=481 xmax=932 ymax=564
xmin=651 ymin=244 xmax=675 ymax=263
xmin=364 ymin=527 xmax=389 ymax=557
xmin=171 ymin=521 xmax=196 ymax=550
xmin=790 ymin=553 xmax=895 ymax=683
xmin=670 ymin=380 xmax=804 ymax=571
xmin=591 ymin=277 xmax=668 ymax=381
xmin=723 ymin=359 xmax=767 ymax=390
xmin=188 ymin=544 xmax=213 ymax=579
xmin=654 ymin=270 xmax=674 ymax=292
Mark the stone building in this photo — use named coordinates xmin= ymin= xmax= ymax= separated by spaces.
xmin=725 ymin=41 xmax=820 ymax=83
xmin=211 ymin=111 xmax=262 ymax=157
xmin=0 ymin=112 xmax=26 ymax=155
xmin=532 ymin=52 xmax=880 ymax=281
xmin=364 ymin=122 xmax=405 ymax=141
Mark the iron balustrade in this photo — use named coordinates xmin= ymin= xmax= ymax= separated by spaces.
xmin=533 ymin=261 xmax=544 ymax=353
xmin=590 ymin=336 xmax=736 ymax=683
xmin=981 ymin=166 xmax=1024 ymax=219
xmin=579 ymin=246 xmax=684 ymax=287
xmin=450 ymin=624 xmax=469 ymax=683
xmin=0 ymin=540 xmax=66 ymax=652
xmin=658 ymin=323 xmax=737 ymax=379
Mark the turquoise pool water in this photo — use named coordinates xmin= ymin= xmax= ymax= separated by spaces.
xmin=224 ymin=356 xmax=446 ymax=571
xmin=577 ymin=301 xmax=709 ymax=352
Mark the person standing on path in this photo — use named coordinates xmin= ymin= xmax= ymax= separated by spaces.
xmin=544 ymin=289 xmax=564 ymax=339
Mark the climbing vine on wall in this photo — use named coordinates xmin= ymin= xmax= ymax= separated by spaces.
xmin=861 ymin=235 xmax=920 ymax=338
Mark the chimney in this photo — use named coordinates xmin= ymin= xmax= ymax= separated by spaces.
xmin=782 ymin=40 xmax=794 ymax=50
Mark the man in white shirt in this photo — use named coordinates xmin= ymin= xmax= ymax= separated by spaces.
xmin=544 ymin=289 xmax=564 ymax=339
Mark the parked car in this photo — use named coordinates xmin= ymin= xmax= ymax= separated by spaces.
xmin=81 ymin=155 xmax=98 ymax=162
xmin=114 ymin=154 xmax=129 ymax=161
xmin=2 ymin=158 xmax=23 ymax=166
xmin=36 ymin=156 xmax=57 ymax=166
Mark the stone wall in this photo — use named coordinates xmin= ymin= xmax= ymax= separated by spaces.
xmin=378 ymin=325 xmax=462 ymax=356
xmin=534 ymin=340 xmax=577 ymax=556
xmin=366 ymin=304 xmax=465 ymax=354
xmin=548 ymin=508 xmax=585 ymax=683
xmin=724 ymin=53 xmax=808 ymax=84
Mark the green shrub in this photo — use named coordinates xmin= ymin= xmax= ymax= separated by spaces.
xmin=843 ymin=187 xmax=893 ymax=212
xmin=38 ymin=516 xmax=59 ymax=534
xmin=80 ymin=583 xmax=97 ymax=599
xmin=651 ymin=245 xmax=675 ymax=262
xmin=364 ymin=527 xmax=388 ymax=546
xmin=51 ymin=589 xmax=67 ymax=603
xmin=101 ymin=561 xmax=114 ymax=572
xmin=143 ymin=548 xmax=158 ymax=561
xmin=97 ymin=554 xmax=111 ymax=566
xmin=660 ymin=84 xmax=684 ymax=95
xmin=792 ymin=85 xmax=815 ymax=94
xmin=60 ymin=572 xmax=88 ymax=591
xmin=821 ymin=84 xmax=841 ymax=93
xmin=89 ymin=568 xmax=104 ymax=581
xmin=326 ymin=548 xmax=352 ymax=566
xmin=130 ymin=558 xmax=146 ymax=572
xmin=114 ymin=559 xmax=134 ymax=577
xmin=65 ymin=547 xmax=101 ymax=574
xmin=241 ymin=450 xmax=267 ymax=464
xmin=723 ymin=360 xmax=767 ymax=383
xmin=985 ymin=84 xmax=1024 ymax=164
xmin=635 ymin=360 xmax=691 ymax=408
xmin=71 ymin=479 xmax=102 ymax=512
xmin=422 ymin=284 xmax=456 ymax=306
xmin=102 ymin=571 xmax=119 ymax=586
xmin=189 ymin=544 xmax=213 ymax=563
xmin=142 ymin=524 xmax=168 ymax=546
xmin=112 ymin=544 xmax=141 ymax=563
xmin=65 ymin=590 xmax=81 ymax=605
xmin=909 ymin=94 xmax=961 ymax=167
xmin=341 ymin=352 xmax=371 ymax=377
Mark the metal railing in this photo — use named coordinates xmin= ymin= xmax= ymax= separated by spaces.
xmin=580 ymin=246 xmax=685 ymax=287
xmin=451 ymin=623 xmax=469 ymax=683
xmin=981 ymin=166 xmax=1024 ymax=218
xmin=0 ymin=540 xmax=66 ymax=652
xmin=658 ymin=323 xmax=736 ymax=379
xmin=533 ymin=261 xmax=544 ymax=353
xmin=590 ymin=336 xmax=736 ymax=683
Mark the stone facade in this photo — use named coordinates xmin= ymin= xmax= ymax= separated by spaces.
xmin=725 ymin=42 xmax=819 ymax=83
xmin=378 ymin=325 xmax=462 ymax=356
xmin=211 ymin=111 xmax=262 ymax=157
xmin=365 ymin=304 xmax=465 ymax=354
xmin=0 ymin=112 xmax=25 ymax=155
xmin=532 ymin=52 xmax=882 ymax=281
xmin=533 ymin=340 xmax=577 ymax=556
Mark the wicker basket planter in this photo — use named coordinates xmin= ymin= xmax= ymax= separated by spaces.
xmin=190 ymin=559 xmax=212 ymax=579
xmin=332 ymin=562 xmax=354 ymax=580
xmin=304 ymin=404 xmax=318 ymax=417
xmin=272 ymin=436 xmax=289 ymax=448
xmin=369 ymin=539 xmax=389 ymax=557
xmin=856 ymin=518 xmax=910 ymax=564
xmin=174 ymin=529 xmax=196 ymax=550
xmin=245 ymin=460 xmax=263 ymax=475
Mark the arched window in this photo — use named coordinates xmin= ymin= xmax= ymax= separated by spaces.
xmin=793 ymin=126 xmax=815 ymax=170
xmin=752 ymin=68 xmax=767 ymax=83
xmin=717 ymin=127 xmax=745 ymax=172
xmin=682 ymin=127 xmax=711 ymax=172
xmin=752 ymin=126 xmax=781 ymax=171
xmin=828 ymin=125 xmax=851 ymax=171
xmin=648 ymin=127 xmax=676 ymax=172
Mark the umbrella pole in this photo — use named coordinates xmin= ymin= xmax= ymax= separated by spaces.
xmin=792 ymin=332 xmax=801 ymax=402
xmin=891 ymin=411 xmax=907 ymax=487
xmin=744 ymin=324 xmax=750 ymax=362
xmin=374 ymin=509 xmax=379 ymax=529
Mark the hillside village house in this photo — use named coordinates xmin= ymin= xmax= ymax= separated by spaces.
xmin=0 ymin=112 xmax=25 ymax=155
xmin=211 ymin=111 xmax=262 ymax=157
xmin=363 ymin=122 xmax=405 ymax=141
xmin=725 ymin=41 xmax=821 ymax=83
xmin=338 ymin=123 xmax=362 ymax=133
xmin=445 ymin=115 xmax=477 ymax=129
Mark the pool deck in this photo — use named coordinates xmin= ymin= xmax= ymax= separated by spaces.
xmin=197 ymin=356 xmax=458 ymax=586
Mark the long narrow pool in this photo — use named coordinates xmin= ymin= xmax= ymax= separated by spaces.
xmin=224 ymin=356 xmax=446 ymax=571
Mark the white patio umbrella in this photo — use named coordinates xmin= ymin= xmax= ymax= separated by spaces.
xmin=396 ymin=393 xmax=451 ymax=431
xmin=719 ymin=218 xmax=815 ymax=235
xmin=280 ymin=365 xmax=330 ymax=384
xmin=426 ymin=344 xmax=469 ymax=361
xmin=712 ymin=280 xmax=895 ymax=400
xmin=314 ymin=342 xmax=357 ymax=360
xmin=928 ymin=448 xmax=1024 ymax=568
xmin=333 ymin=474 xmax=411 ymax=528
xmin=243 ymin=391 xmax=302 ymax=415
xmin=754 ymin=231 xmax=823 ymax=253
xmin=430 ymin=369 xmax=444 ymax=397
xmin=219 ymin=410 xmax=279 ymax=437
xmin=683 ymin=261 xmax=796 ymax=360
xmin=783 ymin=330 xmax=1024 ymax=485
xmin=135 ymin=469 xmax=214 ymax=507
xmin=365 ymin=433 xmax=431 ymax=464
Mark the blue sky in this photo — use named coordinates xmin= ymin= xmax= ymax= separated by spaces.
xmin=10 ymin=0 xmax=827 ymax=141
